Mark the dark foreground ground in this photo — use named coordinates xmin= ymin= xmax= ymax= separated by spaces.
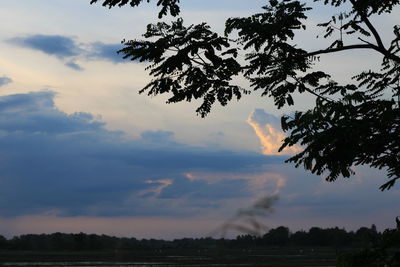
xmin=0 ymin=247 xmax=339 ymax=266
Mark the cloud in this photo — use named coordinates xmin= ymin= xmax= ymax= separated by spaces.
xmin=65 ymin=61 xmax=84 ymax=71
xmin=159 ymin=175 xmax=252 ymax=200
xmin=8 ymin=34 xmax=127 ymax=69
xmin=183 ymin=171 xmax=286 ymax=196
xmin=0 ymin=76 xmax=12 ymax=87
xmin=0 ymin=91 xmax=277 ymax=218
xmin=87 ymin=42 xmax=125 ymax=63
xmin=8 ymin=34 xmax=84 ymax=70
xmin=247 ymin=109 xmax=302 ymax=155
xmin=10 ymin=34 xmax=82 ymax=59
xmin=0 ymin=91 xmax=105 ymax=134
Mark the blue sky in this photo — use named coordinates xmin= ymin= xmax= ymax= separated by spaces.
xmin=0 ymin=0 xmax=399 ymax=239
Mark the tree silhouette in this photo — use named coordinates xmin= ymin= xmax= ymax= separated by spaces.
xmin=90 ymin=0 xmax=400 ymax=190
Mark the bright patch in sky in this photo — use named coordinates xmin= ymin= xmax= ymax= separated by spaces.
xmin=247 ymin=109 xmax=302 ymax=155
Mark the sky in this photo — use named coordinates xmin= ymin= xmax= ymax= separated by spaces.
xmin=0 ymin=0 xmax=399 ymax=239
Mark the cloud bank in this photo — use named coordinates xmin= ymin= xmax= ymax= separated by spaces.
xmin=0 ymin=91 xmax=280 ymax=218
xmin=0 ymin=92 xmax=397 ymax=238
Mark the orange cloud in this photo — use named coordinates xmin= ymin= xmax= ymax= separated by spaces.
xmin=247 ymin=109 xmax=302 ymax=155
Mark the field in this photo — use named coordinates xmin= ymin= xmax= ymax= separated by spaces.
xmin=0 ymin=247 xmax=339 ymax=266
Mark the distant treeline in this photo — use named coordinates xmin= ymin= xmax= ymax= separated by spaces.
xmin=0 ymin=225 xmax=386 ymax=251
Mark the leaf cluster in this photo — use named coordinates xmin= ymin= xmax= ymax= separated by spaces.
xmin=119 ymin=19 xmax=248 ymax=116
xmin=90 ymin=0 xmax=180 ymax=18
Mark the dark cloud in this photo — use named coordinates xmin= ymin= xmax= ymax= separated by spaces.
xmin=0 ymin=92 xmax=105 ymax=134
xmin=9 ymin=34 xmax=82 ymax=59
xmin=0 ymin=92 xmax=276 ymax=217
xmin=0 ymin=76 xmax=12 ymax=87
xmin=87 ymin=42 xmax=126 ymax=63
xmin=65 ymin=61 xmax=84 ymax=71
xmin=8 ymin=34 xmax=129 ymax=68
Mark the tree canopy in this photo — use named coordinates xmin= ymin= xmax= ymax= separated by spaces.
xmin=90 ymin=0 xmax=400 ymax=190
